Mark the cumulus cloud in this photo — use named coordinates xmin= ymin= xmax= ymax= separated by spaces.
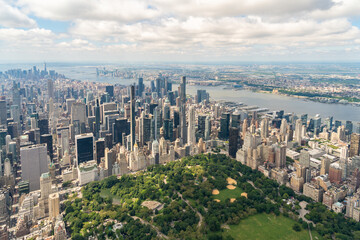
xmin=0 ymin=0 xmax=359 ymax=61
xmin=17 ymin=0 xmax=160 ymax=22
xmin=0 ymin=0 xmax=36 ymax=27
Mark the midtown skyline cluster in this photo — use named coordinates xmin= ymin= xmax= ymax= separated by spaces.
xmin=1 ymin=0 xmax=360 ymax=62
xmin=0 ymin=63 xmax=359 ymax=239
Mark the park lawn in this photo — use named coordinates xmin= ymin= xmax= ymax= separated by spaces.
xmin=225 ymin=213 xmax=321 ymax=240
xmin=100 ymin=189 xmax=121 ymax=205
xmin=213 ymin=188 xmax=244 ymax=202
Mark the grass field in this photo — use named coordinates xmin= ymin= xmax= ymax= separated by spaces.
xmin=225 ymin=213 xmax=321 ymax=240
xmin=213 ymin=188 xmax=244 ymax=202
xmin=100 ymin=189 xmax=121 ymax=205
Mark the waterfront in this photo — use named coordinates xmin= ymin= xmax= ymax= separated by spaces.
xmin=1 ymin=63 xmax=359 ymax=123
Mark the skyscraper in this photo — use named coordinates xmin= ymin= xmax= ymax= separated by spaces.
xmin=75 ymin=133 xmax=94 ymax=165
xmin=179 ymin=76 xmax=187 ymax=144
xmin=138 ymin=77 xmax=144 ymax=97
xmin=219 ymin=113 xmax=230 ymax=140
xmin=295 ymin=119 xmax=303 ymax=144
xmin=187 ymin=106 xmax=196 ymax=144
xmin=0 ymin=100 xmax=6 ymax=125
xmin=229 ymin=127 xmax=239 ymax=158
xmin=130 ymin=85 xmax=136 ymax=150
xmin=350 ymin=133 xmax=360 ymax=157
xmin=20 ymin=144 xmax=49 ymax=191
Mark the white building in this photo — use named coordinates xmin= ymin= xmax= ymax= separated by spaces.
xmin=21 ymin=144 xmax=49 ymax=191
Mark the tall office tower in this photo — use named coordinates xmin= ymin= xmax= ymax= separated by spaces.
xmin=47 ymin=79 xmax=54 ymax=100
xmin=20 ymin=144 xmax=49 ymax=191
xmin=204 ymin=116 xmax=211 ymax=140
xmin=75 ymin=133 xmax=94 ymax=165
xmin=130 ymin=85 xmax=136 ymax=150
xmin=346 ymin=121 xmax=353 ymax=135
xmin=320 ymin=158 xmax=331 ymax=175
xmin=105 ymin=148 xmax=116 ymax=177
xmin=150 ymin=80 xmax=155 ymax=92
xmin=280 ymin=118 xmax=288 ymax=136
xmin=71 ymin=102 xmax=86 ymax=125
xmin=301 ymin=114 xmax=308 ymax=125
xmin=38 ymin=119 xmax=49 ymax=135
xmin=10 ymin=105 xmax=20 ymax=124
xmin=197 ymin=115 xmax=206 ymax=140
xmin=12 ymin=81 xmax=21 ymax=109
xmin=350 ymin=133 xmax=360 ymax=157
xmin=260 ymin=118 xmax=269 ymax=139
xmin=0 ymin=100 xmax=6 ymax=125
xmin=140 ymin=113 xmax=151 ymax=146
xmin=334 ymin=120 xmax=342 ymax=131
xmin=94 ymin=99 xmax=101 ymax=138
xmin=295 ymin=119 xmax=303 ymax=144
xmin=40 ymin=134 xmax=53 ymax=160
xmin=187 ymin=106 xmax=196 ymax=144
xmin=338 ymin=126 xmax=346 ymax=142
xmin=48 ymin=193 xmax=60 ymax=219
xmin=313 ymin=115 xmax=321 ymax=135
xmin=40 ymin=172 xmax=52 ymax=199
xmin=105 ymin=85 xmax=114 ymax=98
xmin=242 ymin=119 xmax=248 ymax=137
xmin=324 ymin=116 xmax=333 ymax=130
xmin=219 ymin=113 xmax=230 ymax=140
xmin=114 ymin=118 xmax=130 ymax=144
xmin=163 ymin=119 xmax=173 ymax=141
xmin=66 ymin=98 xmax=75 ymax=114
xmin=229 ymin=127 xmax=239 ymax=158
xmin=231 ymin=111 xmax=241 ymax=128
xmin=0 ymin=130 xmax=6 ymax=149
xmin=95 ymin=138 xmax=105 ymax=164
xmin=179 ymin=76 xmax=187 ymax=144
xmin=275 ymin=144 xmax=286 ymax=169
xmin=196 ymin=90 xmax=208 ymax=104
xmin=138 ymin=78 xmax=144 ymax=97
xmin=299 ymin=150 xmax=310 ymax=168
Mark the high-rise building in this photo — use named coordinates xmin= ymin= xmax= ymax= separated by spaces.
xmin=179 ymin=76 xmax=187 ymax=144
xmin=75 ymin=133 xmax=94 ymax=165
xmin=219 ymin=113 xmax=230 ymax=140
xmin=275 ymin=144 xmax=286 ymax=169
xmin=130 ymin=85 xmax=136 ymax=150
xmin=0 ymin=100 xmax=6 ymax=125
xmin=38 ymin=119 xmax=49 ymax=135
xmin=138 ymin=78 xmax=144 ymax=97
xmin=187 ymin=106 xmax=196 ymax=144
xmin=40 ymin=134 xmax=53 ymax=160
xmin=49 ymin=193 xmax=60 ymax=219
xmin=20 ymin=144 xmax=49 ymax=191
xmin=105 ymin=85 xmax=114 ymax=98
xmin=260 ymin=118 xmax=269 ymax=139
xmin=47 ymin=79 xmax=54 ymax=100
xmin=95 ymin=138 xmax=105 ymax=164
xmin=295 ymin=119 xmax=303 ymax=144
xmin=229 ymin=127 xmax=239 ymax=158
xmin=350 ymin=133 xmax=360 ymax=157
xmin=299 ymin=150 xmax=310 ymax=168
xmin=40 ymin=172 xmax=52 ymax=199
xmin=114 ymin=118 xmax=130 ymax=145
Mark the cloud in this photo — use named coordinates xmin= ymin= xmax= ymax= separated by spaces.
xmin=0 ymin=0 xmax=36 ymax=27
xmin=154 ymin=0 xmax=333 ymax=18
xmin=0 ymin=0 xmax=359 ymax=61
xmin=17 ymin=0 xmax=160 ymax=23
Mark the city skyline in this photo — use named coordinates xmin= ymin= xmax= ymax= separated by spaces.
xmin=1 ymin=0 xmax=360 ymax=62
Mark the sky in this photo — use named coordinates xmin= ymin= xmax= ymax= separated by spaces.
xmin=0 ymin=0 xmax=360 ymax=63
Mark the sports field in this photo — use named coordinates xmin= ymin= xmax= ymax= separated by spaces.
xmin=225 ymin=213 xmax=321 ymax=240
xmin=213 ymin=188 xmax=244 ymax=202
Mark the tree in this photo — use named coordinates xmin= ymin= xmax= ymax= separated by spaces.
xmin=293 ymin=223 xmax=301 ymax=232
